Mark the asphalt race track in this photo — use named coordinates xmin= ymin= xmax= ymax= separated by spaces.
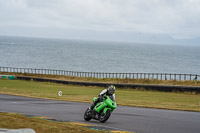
xmin=0 ymin=94 xmax=200 ymax=133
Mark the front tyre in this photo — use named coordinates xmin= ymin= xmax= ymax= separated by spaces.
xmin=84 ymin=108 xmax=92 ymax=121
xmin=99 ymin=109 xmax=111 ymax=123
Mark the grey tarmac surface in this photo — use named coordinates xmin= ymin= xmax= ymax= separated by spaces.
xmin=0 ymin=94 xmax=200 ymax=133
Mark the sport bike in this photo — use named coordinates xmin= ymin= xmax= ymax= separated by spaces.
xmin=84 ymin=95 xmax=117 ymax=123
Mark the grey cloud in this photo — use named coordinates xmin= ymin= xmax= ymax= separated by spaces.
xmin=0 ymin=0 xmax=200 ymax=40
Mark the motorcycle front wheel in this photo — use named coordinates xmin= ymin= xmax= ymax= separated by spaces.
xmin=99 ymin=109 xmax=111 ymax=123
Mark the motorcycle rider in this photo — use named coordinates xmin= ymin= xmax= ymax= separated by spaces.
xmin=90 ymin=85 xmax=116 ymax=110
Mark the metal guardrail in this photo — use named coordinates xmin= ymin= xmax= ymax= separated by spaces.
xmin=0 ymin=67 xmax=199 ymax=81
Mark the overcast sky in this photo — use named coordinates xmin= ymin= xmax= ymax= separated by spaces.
xmin=0 ymin=0 xmax=200 ymax=45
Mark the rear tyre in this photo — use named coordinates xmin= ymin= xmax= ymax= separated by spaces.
xmin=84 ymin=108 xmax=92 ymax=121
xmin=99 ymin=109 xmax=111 ymax=123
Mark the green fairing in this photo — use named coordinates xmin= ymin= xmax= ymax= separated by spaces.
xmin=103 ymin=108 xmax=111 ymax=114
xmin=94 ymin=96 xmax=117 ymax=113
xmin=95 ymin=102 xmax=107 ymax=113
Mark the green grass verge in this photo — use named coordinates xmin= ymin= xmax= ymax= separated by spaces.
xmin=0 ymin=79 xmax=200 ymax=112
xmin=1 ymin=72 xmax=200 ymax=86
xmin=0 ymin=112 xmax=103 ymax=133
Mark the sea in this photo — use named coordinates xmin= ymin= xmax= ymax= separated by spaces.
xmin=0 ymin=36 xmax=200 ymax=74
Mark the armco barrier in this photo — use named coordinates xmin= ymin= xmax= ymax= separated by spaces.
xmin=16 ymin=76 xmax=200 ymax=93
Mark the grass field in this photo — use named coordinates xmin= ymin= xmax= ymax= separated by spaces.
xmin=0 ymin=112 xmax=103 ymax=133
xmin=1 ymin=72 xmax=200 ymax=86
xmin=0 ymin=79 xmax=200 ymax=112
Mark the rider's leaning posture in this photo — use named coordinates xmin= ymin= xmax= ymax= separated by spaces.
xmin=90 ymin=85 xmax=116 ymax=110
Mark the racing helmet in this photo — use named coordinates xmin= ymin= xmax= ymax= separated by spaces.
xmin=108 ymin=85 xmax=115 ymax=94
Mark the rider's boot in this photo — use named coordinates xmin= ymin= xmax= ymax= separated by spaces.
xmin=89 ymin=104 xmax=95 ymax=110
xmin=89 ymin=98 xmax=99 ymax=110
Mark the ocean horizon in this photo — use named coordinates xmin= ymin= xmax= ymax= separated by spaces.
xmin=0 ymin=35 xmax=200 ymax=74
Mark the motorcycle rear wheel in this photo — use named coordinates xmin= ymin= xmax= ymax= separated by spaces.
xmin=99 ymin=109 xmax=111 ymax=123
xmin=84 ymin=108 xmax=92 ymax=121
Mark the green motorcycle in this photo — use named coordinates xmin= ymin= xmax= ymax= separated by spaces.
xmin=84 ymin=95 xmax=117 ymax=123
